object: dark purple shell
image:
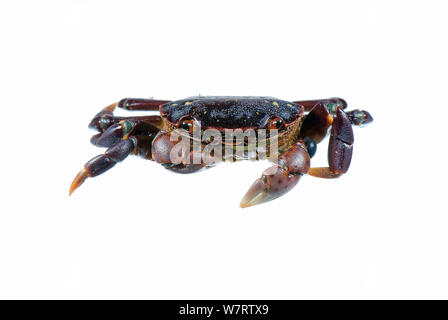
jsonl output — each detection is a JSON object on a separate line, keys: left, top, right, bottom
{"left": 160, "top": 96, "right": 303, "bottom": 129}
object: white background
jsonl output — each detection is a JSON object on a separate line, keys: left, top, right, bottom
{"left": 0, "top": 0, "right": 447, "bottom": 299}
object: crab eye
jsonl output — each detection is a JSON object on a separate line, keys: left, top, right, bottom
{"left": 268, "top": 117, "right": 285, "bottom": 130}
{"left": 179, "top": 118, "right": 195, "bottom": 133}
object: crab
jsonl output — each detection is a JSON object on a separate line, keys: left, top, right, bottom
{"left": 70, "top": 96, "right": 372, "bottom": 207}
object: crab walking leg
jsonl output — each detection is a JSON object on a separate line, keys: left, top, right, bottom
{"left": 308, "top": 107, "right": 354, "bottom": 178}
{"left": 117, "top": 98, "right": 171, "bottom": 111}
{"left": 298, "top": 97, "right": 373, "bottom": 179}
{"left": 89, "top": 102, "right": 163, "bottom": 133}
{"left": 90, "top": 119, "right": 160, "bottom": 148}
{"left": 131, "top": 135, "right": 156, "bottom": 160}
{"left": 299, "top": 102, "right": 333, "bottom": 144}
{"left": 70, "top": 138, "right": 135, "bottom": 195}
{"left": 89, "top": 115, "right": 163, "bottom": 134}
{"left": 240, "top": 142, "right": 311, "bottom": 208}
{"left": 298, "top": 99, "right": 373, "bottom": 143}
{"left": 69, "top": 135, "right": 155, "bottom": 195}
{"left": 346, "top": 109, "right": 374, "bottom": 126}
{"left": 293, "top": 97, "right": 347, "bottom": 112}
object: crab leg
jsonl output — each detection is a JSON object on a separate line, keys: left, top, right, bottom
{"left": 88, "top": 101, "right": 164, "bottom": 133}
{"left": 307, "top": 107, "right": 353, "bottom": 178}
{"left": 293, "top": 97, "right": 347, "bottom": 112}
{"left": 90, "top": 119, "right": 159, "bottom": 148}
{"left": 299, "top": 102, "right": 333, "bottom": 144}
{"left": 69, "top": 134, "right": 156, "bottom": 195}
{"left": 70, "top": 119, "right": 159, "bottom": 195}
{"left": 117, "top": 98, "right": 171, "bottom": 111}
{"left": 240, "top": 141, "right": 310, "bottom": 208}
{"left": 69, "top": 138, "right": 137, "bottom": 195}
{"left": 346, "top": 109, "right": 374, "bottom": 126}
{"left": 305, "top": 105, "right": 373, "bottom": 179}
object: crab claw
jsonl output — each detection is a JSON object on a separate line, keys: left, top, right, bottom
{"left": 240, "top": 166, "right": 300, "bottom": 208}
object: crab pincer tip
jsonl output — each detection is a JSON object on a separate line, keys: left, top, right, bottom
{"left": 69, "top": 168, "right": 88, "bottom": 196}
{"left": 239, "top": 178, "right": 267, "bottom": 208}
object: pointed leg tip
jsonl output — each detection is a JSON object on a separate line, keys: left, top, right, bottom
{"left": 104, "top": 102, "right": 118, "bottom": 112}
{"left": 69, "top": 169, "right": 88, "bottom": 196}
{"left": 362, "top": 110, "right": 373, "bottom": 125}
